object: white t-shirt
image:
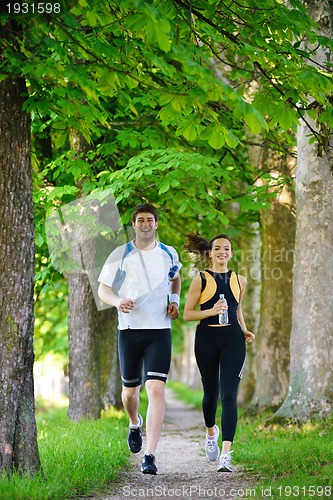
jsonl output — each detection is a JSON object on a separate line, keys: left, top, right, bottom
{"left": 98, "top": 240, "right": 181, "bottom": 330}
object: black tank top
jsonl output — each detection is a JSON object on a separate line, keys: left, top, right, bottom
{"left": 199, "top": 270, "right": 241, "bottom": 326}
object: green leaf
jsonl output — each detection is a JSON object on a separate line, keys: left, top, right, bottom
{"left": 98, "top": 71, "right": 120, "bottom": 96}
{"left": 158, "top": 179, "right": 171, "bottom": 194}
{"left": 155, "top": 29, "right": 171, "bottom": 53}
{"left": 225, "top": 129, "right": 239, "bottom": 149}
{"left": 206, "top": 209, "right": 216, "bottom": 221}
{"left": 306, "top": 109, "right": 317, "bottom": 121}
{"left": 53, "top": 133, "right": 67, "bottom": 149}
{"left": 170, "top": 96, "right": 187, "bottom": 112}
{"left": 200, "top": 123, "right": 214, "bottom": 141}
{"left": 244, "top": 113, "right": 263, "bottom": 135}
{"left": 317, "top": 109, "right": 333, "bottom": 127}
{"left": 159, "top": 103, "right": 178, "bottom": 123}
{"left": 176, "top": 122, "right": 197, "bottom": 141}
{"left": 218, "top": 212, "right": 229, "bottom": 224}
{"left": 208, "top": 125, "right": 225, "bottom": 149}
{"left": 178, "top": 200, "right": 190, "bottom": 214}
{"left": 35, "top": 233, "right": 45, "bottom": 248}
{"left": 279, "top": 108, "right": 297, "bottom": 130}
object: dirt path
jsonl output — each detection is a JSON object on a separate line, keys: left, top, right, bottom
{"left": 89, "top": 388, "right": 265, "bottom": 500}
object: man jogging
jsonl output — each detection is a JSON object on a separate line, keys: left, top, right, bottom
{"left": 98, "top": 203, "right": 181, "bottom": 475}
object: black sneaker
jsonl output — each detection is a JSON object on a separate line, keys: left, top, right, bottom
{"left": 128, "top": 414, "right": 143, "bottom": 453}
{"left": 140, "top": 454, "right": 157, "bottom": 475}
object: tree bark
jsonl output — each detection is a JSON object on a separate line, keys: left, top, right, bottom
{"left": 276, "top": 0, "right": 333, "bottom": 420}
{"left": 64, "top": 131, "right": 123, "bottom": 416}
{"left": 96, "top": 307, "right": 122, "bottom": 410}
{"left": 250, "top": 148, "right": 296, "bottom": 410}
{"left": 174, "top": 326, "right": 201, "bottom": 389}
{"left": 252, "top": 196, "right": 295, "bottom": 409}
{"left": 276, "top": 135, "right": 333, "bottom": 418}
{"left": 0, "top": 77, "right": 40, "bottom": 474}
{"left": 67, "top": 266, "right": 102, "bottom": 420}
{"left": 237, "top": 223, "right": 261, "bottom": 405}
{"left": 67, "top": 131, "right": 102, "bottom": 420}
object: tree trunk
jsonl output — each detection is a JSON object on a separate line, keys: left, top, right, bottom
{"left": 67, "top": 266, "right": 102, "bottom": 420}
{"left": 96, "top": 308, "right": 122, "bottom": 410}
{"left": 276, "top": 134, "right": 333, "bottom": 418}
{"left": 176, "top": 326, "right": 201, "bottom": 389}
{"left": 276, "top": 0, "right": 333, "bottom": 421}
{"left": 0, "top": 77, "right": 40, "bottom": 474}
{"left": 251, "top": 196, "right": 295, "bottom": 409}
{"left": 67, "top": 131, "right": 101, "bottom": 420}
{"left": 250, "top": 148, "right": 296, "bottom": 409}
{"left": 237, "top": 223, "right": 261, "bottom": 405}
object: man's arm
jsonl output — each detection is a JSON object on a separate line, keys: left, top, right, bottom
{"left": 168, "top": 275, "right": 181, "bottom": 320}
{"left": 98, "top": 283, "right": 134, "bottom": 313}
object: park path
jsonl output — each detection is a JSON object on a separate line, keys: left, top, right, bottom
{"left": 88, "top": 388, "right": 266, "bottom": 500}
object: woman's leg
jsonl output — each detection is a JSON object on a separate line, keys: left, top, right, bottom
{"left": 195, "top": 327, "right": 220, "bottom": 429}
{"left": 219, "top": 327, "right": 246, "bottom": 446}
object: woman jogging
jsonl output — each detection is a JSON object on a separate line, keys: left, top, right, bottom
{"left": 183, "top": 232, "right": 254, "bottom": 472}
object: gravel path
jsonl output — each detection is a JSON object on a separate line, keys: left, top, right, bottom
{"left": 88, "top": 388, "right": 264, "bottom": 500}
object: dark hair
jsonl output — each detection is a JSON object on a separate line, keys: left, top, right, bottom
{"left": 210, "top": 233, "right": 234, "bottom": 253}
{"left": 131, "top": 203, "right": 158, "bottom": 223}
{"left": 183, "top": 231, "right": 233, "bottom": 267}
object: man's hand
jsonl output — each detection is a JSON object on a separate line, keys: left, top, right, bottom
{"left": 118, "top": 298, "right": 135, "bottom": 313}
{"left": 168, "top": 303, "right": 179, "bottom": 320}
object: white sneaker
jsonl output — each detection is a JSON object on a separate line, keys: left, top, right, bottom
{"left": 205, "top": 425, "right": 220, "bottom": 461}
{"left": 217, "top": 451, "right": 233, "bottom": 472}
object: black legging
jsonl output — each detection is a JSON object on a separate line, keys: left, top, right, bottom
{"left": 194, "top": 323, "right": 246, "bottom": 442}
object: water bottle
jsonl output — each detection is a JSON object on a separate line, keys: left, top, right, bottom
{"left": 219, "top": 294, "right": 229, "bottom": 324}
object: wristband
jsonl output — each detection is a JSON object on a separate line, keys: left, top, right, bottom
{"left": 170, "top": 294, "right": 180, "bottom": 307}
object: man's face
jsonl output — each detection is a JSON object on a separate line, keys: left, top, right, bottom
{"left": 132, "top": 212, "right": 158, "bottom": 242}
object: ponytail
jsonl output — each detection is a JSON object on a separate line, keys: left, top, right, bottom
{"left": 183, "top": 232, "right": 211, "bottom": 268}
{"left": 184, "top": 231, "right": 234, "bottom": 268}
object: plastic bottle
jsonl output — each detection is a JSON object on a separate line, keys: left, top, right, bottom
{"left": 219, "top": 294, "right": 229, "bottom": 324}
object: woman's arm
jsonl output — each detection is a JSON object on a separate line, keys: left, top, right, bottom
{"left": 237, "top": 275, "right": 255, "bottom": 343}
{"left": 183, "top": 274, "right": 225, "bottom": 321}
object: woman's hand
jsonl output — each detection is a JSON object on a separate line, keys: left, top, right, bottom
{"left": 211, "top": 298, "right": 228, "bottom": 317}
{"left": 243, "top": 330, "right": 255, "bottom": 343}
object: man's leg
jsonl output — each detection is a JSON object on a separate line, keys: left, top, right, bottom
{"left": 118, "top": 329, "right": 143, "bottom": 428}
{"left": 144, "top": 379, "right": 165, "bottom": 456}
{"left": 122, "top": 385, "right": 143, "bottom": 454}
{"left": 140, "top": 328, "right": 171, "bottom": 474}
{"left": 121, "top": 385, "right": 141, "bottom": 425}
{"left": 118, "top": 329, "right": 144, "bottom": 455}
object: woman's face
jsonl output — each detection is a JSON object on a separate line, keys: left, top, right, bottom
{"left": 209, "top": 238, "right": 233, "bottom": 265}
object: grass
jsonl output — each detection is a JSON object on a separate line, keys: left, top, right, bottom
{"left": 0, "top": 391, "right": 150, "bottom": 500}
{"left": 2, "top": 384, "right": 332, "bottom": 499}
{"left": 0, "top": 403, "right": 130, "bottom": 500}
{"left": 169, "top": 381, "right": 333, "bottom": 499}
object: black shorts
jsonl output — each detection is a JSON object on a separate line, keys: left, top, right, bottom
{"left": 118, "top": 328, "right": 172, "bottom": 387}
